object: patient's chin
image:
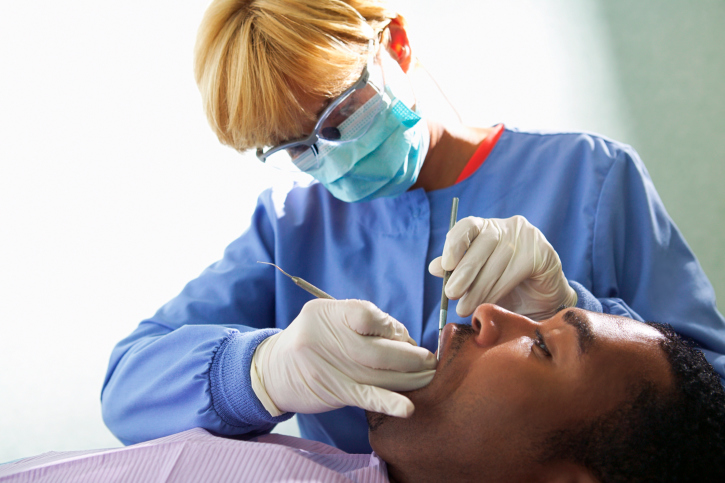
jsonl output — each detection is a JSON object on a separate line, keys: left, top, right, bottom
{"left": 365, "top": 411, "right": 389, "bottom": 432}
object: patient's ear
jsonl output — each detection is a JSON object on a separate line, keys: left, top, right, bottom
{"left": 537, "top": 461, "right": 600, "bottom": 483}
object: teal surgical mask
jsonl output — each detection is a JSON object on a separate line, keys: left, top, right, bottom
{"left": 301, "top": 85, "right": 429, "bottom": 203}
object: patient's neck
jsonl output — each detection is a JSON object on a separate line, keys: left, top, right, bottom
{"left": 386, "top": 459, "right": 599, "bottom": 483}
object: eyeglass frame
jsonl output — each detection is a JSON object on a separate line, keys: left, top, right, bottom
{"left": 255, "top": 45, "right": 379, "bottom": 164}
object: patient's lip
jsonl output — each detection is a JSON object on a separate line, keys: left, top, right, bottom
{"left": 437, "top": 323, "right": 461, "bottom": 360}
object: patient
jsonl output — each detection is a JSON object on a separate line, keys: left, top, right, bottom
{"left": 369, "top": 304, "right": 725, "bottom": 482}
{"left": 3, "top": 305, "right": 724, "bottom": 482}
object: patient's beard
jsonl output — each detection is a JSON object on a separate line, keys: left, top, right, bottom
{"left": 443, "top": 323, "right": 476, "bottom": 365}
{"left": 366, "top": 411, "right": 388, "bottom": 432}
{"left": 366, "top": 323, "right": 477, "bottom": 432}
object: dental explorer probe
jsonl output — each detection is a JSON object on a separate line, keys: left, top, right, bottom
{"left": 257, "top": 261, "right": 336, "bottom": 300}
{"left": 437, "top": 197, "right": 459, "bottom": 360}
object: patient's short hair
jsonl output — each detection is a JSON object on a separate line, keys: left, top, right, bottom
{"left": 193, "top": 0, "right": 394, "bottom": 151}
{"left": 539, "top": 322, "right": 725, "bottom": 483}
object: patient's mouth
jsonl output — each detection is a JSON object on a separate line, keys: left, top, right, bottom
{"left": 439, "top": 323, "right": 476, "bottom": 365}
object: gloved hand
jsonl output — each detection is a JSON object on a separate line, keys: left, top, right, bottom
{"left": 250, "top": 299, "right": 436, "bottom": 419}
{"left": 429, "top": 215, "right": 577, "bottom": 320}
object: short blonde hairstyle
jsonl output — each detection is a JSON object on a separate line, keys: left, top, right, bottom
{"left": 194, "top": 0, "right": 395, "bottom": 151}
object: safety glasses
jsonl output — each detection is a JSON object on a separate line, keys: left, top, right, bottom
{"left": 256, "top": 43, "right": 387, "bottom": 171}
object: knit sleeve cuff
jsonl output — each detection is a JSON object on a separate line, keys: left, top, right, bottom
{"left": 209, "top": 329, "right": 294, "bottom": 430}
{"left": 569, "top": 280, "right": 603, "bottom": 313}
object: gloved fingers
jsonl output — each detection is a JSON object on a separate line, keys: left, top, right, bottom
{"left": 497, "top": 271, "right": 577, "bottom": 321}
{"left": 457, "top": 273, "right": 521, "bottom": 317}
{"left": 445, "top": 221, "right": 503, "bottom": 300}
{"left": 348, "top": 337, "right": 437, "bottom": 372}
{"left": 454, "top": 241, "right": 522, "bottom": 316}
{"left": 346, "top": 384, "right": 416, "bottom": 418}
{"left": 355, "top": 368, "right": 436, "bottom": 392}
{"left": 563, "top": 283, "right": 578, "bottom": 308}
{"left": 482, "top": 236, "right": 557, "bottom": 309}
{"left": 456, "top": 291, "right": 480, "bottom": 317}
{"left": 428, "top": 256, "right": 444, "bottom": 278}
{"left": 337, "top": 299, "right": 416, "bottom": 344}
{"left": 297, "top": 363, "right": 429, "bottom": 414}
{"left": 440, "top": 217, "right": 486, "bottom": 271}
{"left": 286, "top": 362, "right": 419, "bottom": 417}
{"left": 324, "top": 356, "right": 435, "bottom": 392}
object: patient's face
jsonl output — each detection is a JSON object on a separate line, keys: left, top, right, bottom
{"left": 368, "top": 305, "right": 671, "bottom": 483}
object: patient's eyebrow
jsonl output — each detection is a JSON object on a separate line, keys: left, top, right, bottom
{"left": 563, "top": 310, "right": 595, "bottom": 355}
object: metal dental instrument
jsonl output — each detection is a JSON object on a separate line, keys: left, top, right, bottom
{"left": 257, "top": 261, "right": 336, "bottom": 300}
{"left": 437, "top": 197, "right": 459, "bottom": 360}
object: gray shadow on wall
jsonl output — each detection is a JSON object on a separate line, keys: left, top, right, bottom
{"left": 596, "top": 0, "right": 725, "bottom": 304}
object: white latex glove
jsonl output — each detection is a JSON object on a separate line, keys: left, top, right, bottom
{"left": 429, "top": 215, "right": 577, "bottom": 320}
{"left": 250, "top": 299, "right": 436, "bottom": 419}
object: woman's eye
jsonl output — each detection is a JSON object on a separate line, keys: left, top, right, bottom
{"left": 338, "top": 103, "right": 355, "bottom": 118}
{"left": 533, "top": 329, "right": 551, "bottom": 357}
{"left": 286, "top": 144, "right": 309, "bottom": 159}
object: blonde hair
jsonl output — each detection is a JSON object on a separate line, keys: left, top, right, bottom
{"left": 194, "top": 0, "right": 395, "bottom": 151}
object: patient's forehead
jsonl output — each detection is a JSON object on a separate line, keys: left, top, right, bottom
{"left": 579, "top": 311, "right": 671, "bottom": 392}
{"left": 593, "top": 311, "right": 664, "bottom": 341}
{"left": 587, "top": 312, "right": 667, "bottom": 359}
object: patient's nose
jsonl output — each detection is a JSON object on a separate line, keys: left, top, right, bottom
{"left": 471, "top": 303, "right": 536, "bottom": 347}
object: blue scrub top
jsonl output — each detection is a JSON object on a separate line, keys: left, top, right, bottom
{"left": 102, "top": 127, "right": 725, "bottom": 453}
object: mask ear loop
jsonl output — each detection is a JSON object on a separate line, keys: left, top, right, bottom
{"left": 413, "top": 58, "right": 463, "bottom": 123}
{"left": 367, "top": 36, "right": 387, "bottom": 93}
{"left": 384, "top": 18, "right": 462, "bottom": 123}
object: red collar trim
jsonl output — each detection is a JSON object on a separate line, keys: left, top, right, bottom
{"left": 455, "top": 123, "right": 505, "bottom": 184}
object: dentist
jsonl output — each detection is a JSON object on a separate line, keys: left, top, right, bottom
{"left": 102, "top": 0, "right": 725, "bottom": 454}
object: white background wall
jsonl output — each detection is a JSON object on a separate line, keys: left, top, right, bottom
{"left": 1, "top": 0, "right": 723, "bottom": 462}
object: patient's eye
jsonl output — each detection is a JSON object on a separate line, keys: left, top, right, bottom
{"left": 533, "top": 329, "right": 551, "bottom": 357}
